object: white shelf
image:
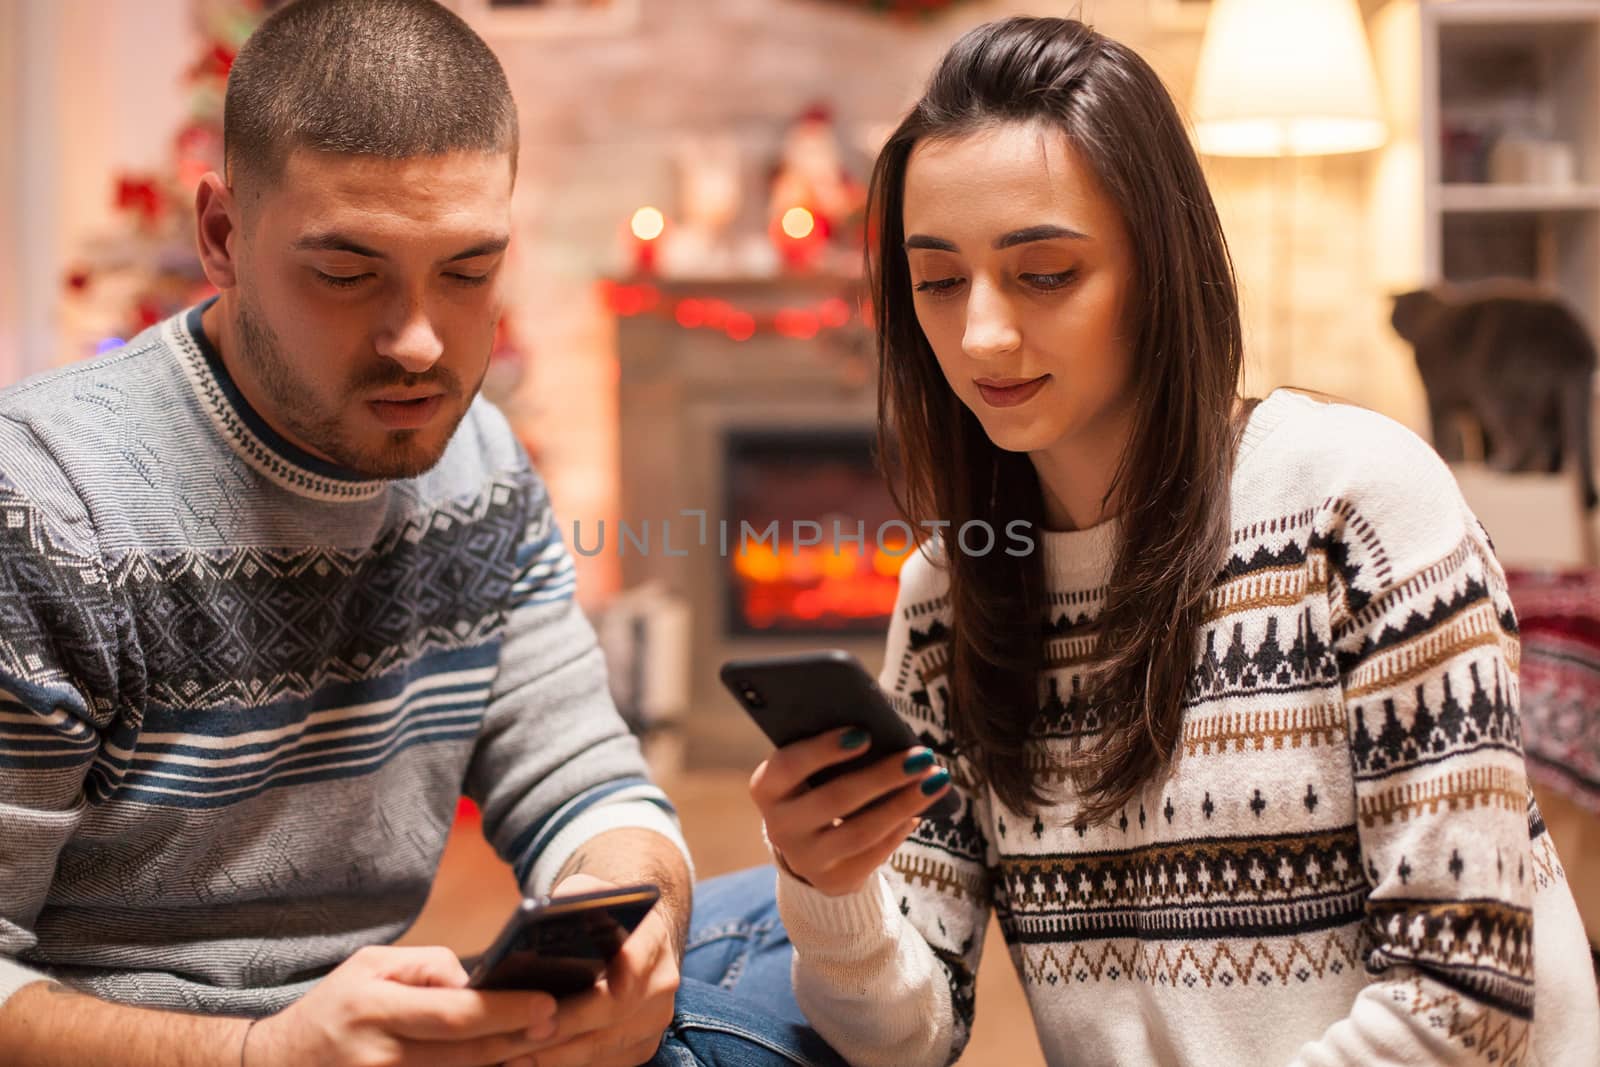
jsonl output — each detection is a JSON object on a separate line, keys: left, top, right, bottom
{"left": 1428, "top": 1, "right": 1600, "bottom": 26}
{"left": 1439, "top": 183, "right": 1600, "bottom": 212}
{"left": 1417, "top": 0, "right": 1600, "bottom": 334}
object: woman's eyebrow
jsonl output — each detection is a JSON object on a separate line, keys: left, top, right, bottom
{"left": 903, "top": 224, "right": 1091, "bottom": 253}
{"left": 995, "top": 224, "right": 1089, "bottom": 249}
{"left": 904, "top": 234, "right": 958, "bottom": 252}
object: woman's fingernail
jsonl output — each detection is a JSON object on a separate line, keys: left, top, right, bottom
{"left": 903, "top": 749, "right": 935, "bottom": 774}
{"left": 840, "top": 728, "right": 870, "bottom": 750}
{"left": 921, "top": 769, "right": 951, "bottom": 796}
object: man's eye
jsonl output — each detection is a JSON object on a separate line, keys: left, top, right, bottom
{"left": 315, "top": 271, "right": 371, "bottom": 289}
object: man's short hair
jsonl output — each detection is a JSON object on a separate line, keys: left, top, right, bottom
{"left": 224, "top": 0, "right": 518, "bottom": 192}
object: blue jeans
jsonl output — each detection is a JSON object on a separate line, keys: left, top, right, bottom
{"left": 651, "top": 865, "right": 848, "bottom": 1067}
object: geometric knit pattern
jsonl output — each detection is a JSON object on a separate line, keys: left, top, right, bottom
{"left": 0, "top": 305, "right": 683, "bottom": 1016}
{"left": 781, "top": 391, "right": 1598, "bottom": 1067}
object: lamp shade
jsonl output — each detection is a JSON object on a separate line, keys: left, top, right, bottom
{"left": 1191, "top": 0, "right": 1387, "bottom": 157}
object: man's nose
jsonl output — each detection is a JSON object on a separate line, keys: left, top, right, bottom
{"left": 375, "top": 297, "right": 444, "bottom": 374}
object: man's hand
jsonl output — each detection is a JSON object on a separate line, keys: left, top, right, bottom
{"left": 504, "top": 873, "right": 680, "bottom": 1067}
{"left": 247, "top": 944, "right": 558, "bottom": 1067}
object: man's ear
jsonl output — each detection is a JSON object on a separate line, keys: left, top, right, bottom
{"left": 195, "top": 172, "right": 241, "bottom": 290}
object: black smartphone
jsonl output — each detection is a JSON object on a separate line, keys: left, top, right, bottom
{"left": 719, "top": 649, "right": 960, "bottom": 819}
{"left": 466, "top": 883, "right": 660, "bottom": 995}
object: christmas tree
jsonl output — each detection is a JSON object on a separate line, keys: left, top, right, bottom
{"left": 61, "top": 0, "right": 287, "bottom": 357}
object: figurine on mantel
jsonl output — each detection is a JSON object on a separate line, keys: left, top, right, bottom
{"left": 767, "top": 103, "right": 866, "bottom": 273}
{"left": 656, "top": 135, "right": 779, "bottom": 279}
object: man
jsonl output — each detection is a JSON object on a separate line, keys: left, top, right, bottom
{"left": 0, "top": 2, "right": 839, "bottom": 1065}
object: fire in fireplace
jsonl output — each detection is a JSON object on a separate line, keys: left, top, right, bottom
{"left": 722, "top": 428, "right": 908, "bottom": 636}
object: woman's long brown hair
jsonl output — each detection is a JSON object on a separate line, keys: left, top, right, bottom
{"left": 872, "top": 17, "right": 1244, "bottom": 824}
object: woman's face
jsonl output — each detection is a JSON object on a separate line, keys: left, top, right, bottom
{"left": 901, "top": 120, "right": 1137, "bottom": 461}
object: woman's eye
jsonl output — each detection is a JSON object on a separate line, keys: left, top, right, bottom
{"left": 315, "top": 271, "right": 371, "bottom": 290}
{"left": 447, "top": 272, "right": 492, "bottom": 287}
{"left": 913, "top": 277, "right": 963, "bottom": 296}
{"left": 1023, "top": 270, "right": 1076, "bottom": 291}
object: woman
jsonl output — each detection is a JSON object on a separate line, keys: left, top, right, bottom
{"left": 748, "top": 16, "right": 1599, "bottom": 1067}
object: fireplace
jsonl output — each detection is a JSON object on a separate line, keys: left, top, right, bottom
{"left": 722, "top": 428, "right": 907, "bottom": 637}
{"left": 616, "top": 276, "right": 888, "bottom": 767}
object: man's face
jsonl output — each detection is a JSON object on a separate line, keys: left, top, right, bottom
{"left": 228, "top": 149, "right": 513, "bottom": 479}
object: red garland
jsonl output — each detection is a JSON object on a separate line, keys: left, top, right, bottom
{"left": 599, "top": 281, "right": 861, "bottom": 342}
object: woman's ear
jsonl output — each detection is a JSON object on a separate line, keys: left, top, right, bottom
{"left": 194, "top": 172, "right": 240, "bottom": 290}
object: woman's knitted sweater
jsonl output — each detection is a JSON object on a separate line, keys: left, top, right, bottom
{"left": 777, "top": 391, "right": 1599, "bottom": 1066}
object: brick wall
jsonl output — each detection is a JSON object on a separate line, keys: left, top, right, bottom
{"left": 482, "top": 0, "right": 1426, "bottom": 602}
{"left": 11, "top": 2, "right": 1424, "bottom": 586}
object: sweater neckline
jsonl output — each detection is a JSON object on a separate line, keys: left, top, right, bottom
{"left": 169, "top": 300, "right": 387, "bottom": 503}
{"left": 1035, "top": 390, "right": 1297, "bottom": 588}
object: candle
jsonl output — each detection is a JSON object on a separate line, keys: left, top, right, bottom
{"left": 629, "top": 206, "right": 666, "bottom": 274}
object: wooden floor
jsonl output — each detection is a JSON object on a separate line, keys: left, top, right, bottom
{"left": 403, "top": 773, "right": 1600, "bottom": 1066}
{"left": 401, "top": 769, "right": 1048, "bottom": 1066}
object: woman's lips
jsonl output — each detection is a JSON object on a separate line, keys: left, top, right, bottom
{"left": 368, "top": 394, "right": 444, "bottom": 429}
{"left": 975, "top": 375, "right": 1049, "bottom": 408}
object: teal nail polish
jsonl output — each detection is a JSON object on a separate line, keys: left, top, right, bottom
{"left": 840, "top": 728, "right": 870, "bottom": 750}
{"left": 903, "top": 750, "right": 935, "bottom": 774}
{"left": 921, "top": 769, "right": 951, "bottom": 795}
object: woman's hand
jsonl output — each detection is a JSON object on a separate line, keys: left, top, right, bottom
{"left": 750, "top": 727, "right": 952, "bottom": 896}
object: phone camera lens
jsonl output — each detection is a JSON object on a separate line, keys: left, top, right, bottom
{"left": 740, "top": 685, "right": 765, "bottom": 709}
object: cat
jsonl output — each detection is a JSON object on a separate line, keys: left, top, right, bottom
{"left": 1390, "top": 284, "right": 1597, "bottom": 510}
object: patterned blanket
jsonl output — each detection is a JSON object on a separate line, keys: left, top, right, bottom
{"left": 1507, "top": 567, "right": 1600, "bottom": 814}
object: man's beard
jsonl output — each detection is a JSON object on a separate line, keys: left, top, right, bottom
{"left": 236, "top": 300, "right": 473, "bottom": 480}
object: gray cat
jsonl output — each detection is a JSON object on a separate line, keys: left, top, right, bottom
{"left": 1390, "top": 285, "right": 1597, "bottom": 510}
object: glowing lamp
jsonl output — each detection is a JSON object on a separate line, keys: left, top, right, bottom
{"left": 1191, "top": 0, "right": 1386, "bottom": 157}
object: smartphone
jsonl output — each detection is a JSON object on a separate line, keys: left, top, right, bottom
{"left": 719, "top": 649, "right": 960, "bottom": 819}
{"left": 466, "top": 883, "right": 660, "bottom": 995}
